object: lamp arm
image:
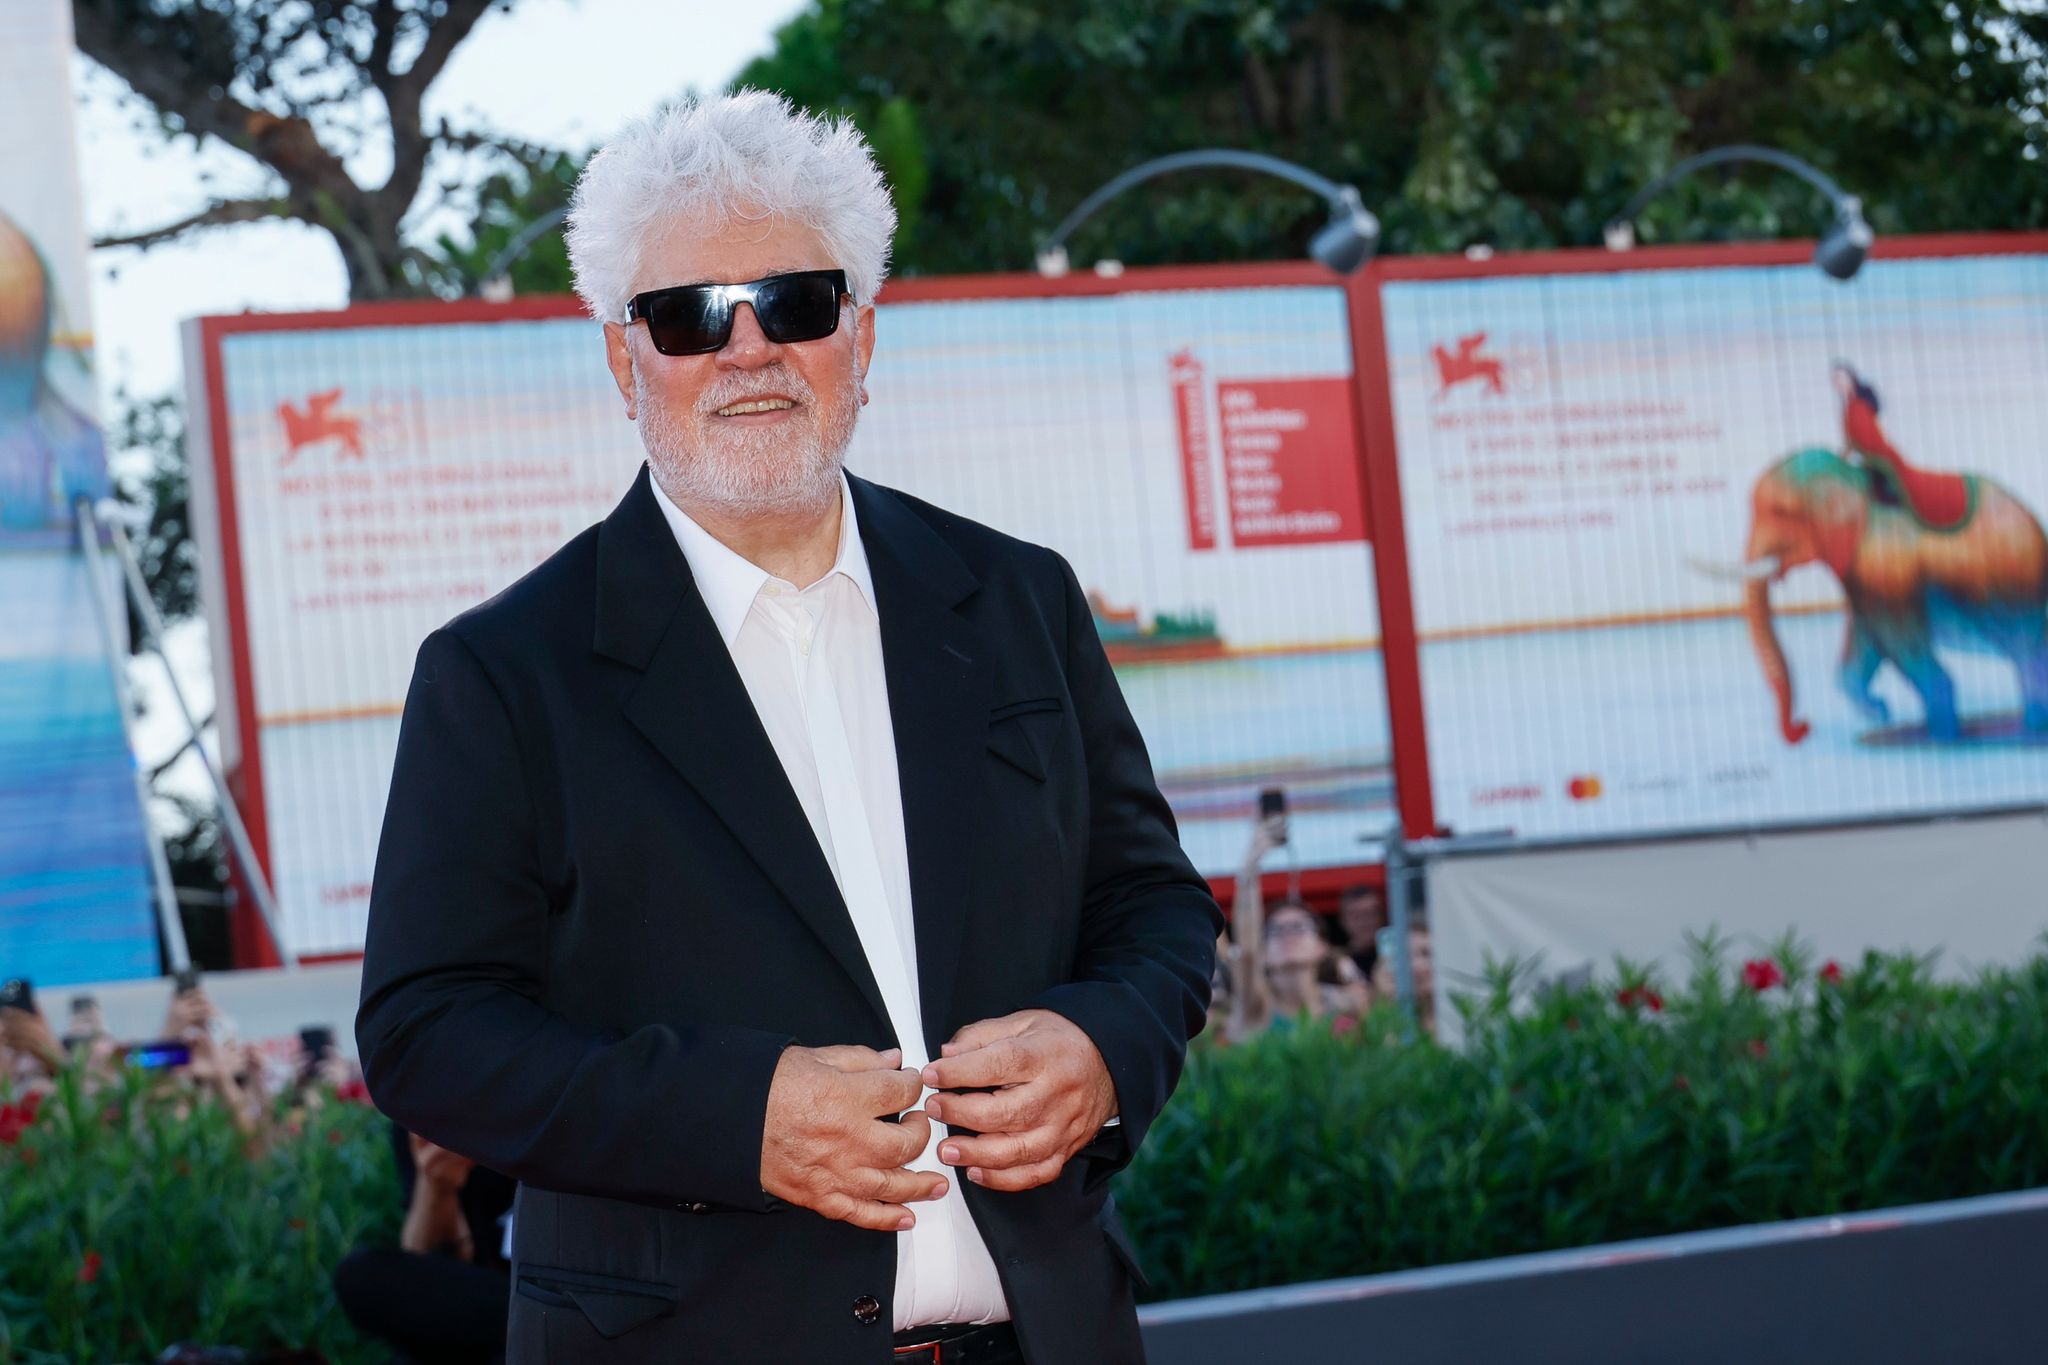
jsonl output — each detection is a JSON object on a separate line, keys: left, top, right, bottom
{"left": 1607, "top": 144, "right": 1858, "bottom": 238}
{"left": 1040, "top": 149, "right": 1354, "bottom": 257}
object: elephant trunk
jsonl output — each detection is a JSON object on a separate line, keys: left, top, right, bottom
{"left": 1745, "top": 574, "right": 1810, "bottom": 744}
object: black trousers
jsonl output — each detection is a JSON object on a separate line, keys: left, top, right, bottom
{"left": 334, "top": 1246, "right": 508, "bottom": 1365}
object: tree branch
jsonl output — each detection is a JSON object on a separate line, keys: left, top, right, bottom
{"left": 93, "top": 198, "right": 290, "bottom": 251}
{"left": 377, "top": 0, "right": 497, "bottom": 228}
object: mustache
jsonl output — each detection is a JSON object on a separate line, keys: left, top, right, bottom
{"left": 697, "top": 369, "right": 816, "bottom": 416}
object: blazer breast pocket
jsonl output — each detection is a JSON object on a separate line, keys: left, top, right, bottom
{"left": 987, "top": 696, "right": 1063, "bottom": 782}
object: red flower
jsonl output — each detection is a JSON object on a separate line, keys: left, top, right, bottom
{"left": 77, "top": 1250, "right": 101, "bottom": 1285}
{"left": 1747, "top": 1038, "right": 1769, "bottom": 1058}
{"left": 1328, "top": 1014, "right": 1359, "bottom": 1038}
{"left": 1819, "top": 960, "right": 1844, "bottom": 985}
{"left": 1617, "top": 986, "right": 1665, "bottom": 1013}
{"left": 19, "top": 1092, "right": 41, "bottom": 1120}
{"left": 1672, "top": 1072, "right": 1692, "bottom": 1093}
{"left": 336, "top": 1077, "right": 372, "bottom": 1105}
{"left": 1742, "top": 959, "right": 1785, "bottom": 992}
{"left": 0, "top": 1107, "right": 21, "bottom": 1146}
{"left": 327, "top": 1128, "right": 345, "bottom": 1146}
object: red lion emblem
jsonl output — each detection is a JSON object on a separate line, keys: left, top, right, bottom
{"left": 1432, "top": 332, "right": 1506, "bottom": 397}
{"left": 278, "top": 389, "right": 365, "bottom": 462}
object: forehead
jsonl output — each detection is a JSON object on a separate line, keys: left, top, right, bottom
{"left": 633, "top": 209, "right": 836, "bottom": 293}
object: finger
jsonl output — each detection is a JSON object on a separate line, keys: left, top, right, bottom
{"left": 891, "top": 1110, "right": 932, "bottom": 1158}
{"left": 817, "top": 1192, "right": 922, "bottom": 1233}
{"left": 938, "top": 1013, "right": 1032, "bottom": 1059}
{"left": 921, "top": 1038, "right": 1035, "bottom": 1092}
{"left": 965, "top": 1155, "right": 1067, "bottom": 1192}
{"left": 853, "top": 1066, "right": 925, "bottom": 1116}
{"left": 810, "top": 1045, "right": 902, "bottom": 1073}
{"left": 937, "top": 1126, "right": 1060, "bottom": 1173}
{"left": 926, "top": 1082, "right": 1049, "bottom": 1135}
{"left": 856, "top": 1163, "right": 949, "bottom": 1204}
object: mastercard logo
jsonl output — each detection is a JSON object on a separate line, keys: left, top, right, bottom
{"left": 1567, "top": 775, "right": 1603, "bottom": 801}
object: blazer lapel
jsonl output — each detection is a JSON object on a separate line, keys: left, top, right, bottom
{"left": 849, "top": 475, "right": 993, "bottom": 1052}
{"left": 593, "top": 464, "right": 892, "bottom": 1038}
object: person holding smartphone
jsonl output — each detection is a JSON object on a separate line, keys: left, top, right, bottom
{"left": 1220, "top": 794, "right": 1370, "bottom": 1041}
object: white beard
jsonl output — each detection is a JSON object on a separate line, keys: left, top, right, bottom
{"left": 635, "top": 363, "right": 859, "bottom": 520}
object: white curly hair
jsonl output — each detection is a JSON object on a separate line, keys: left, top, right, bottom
{"left": 565, "top": 89, "right": 898, "bottom": 324}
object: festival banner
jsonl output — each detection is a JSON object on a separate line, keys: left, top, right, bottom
{"left": 0, "top": 0, "right": 156, "bottom": 984}
{"left": 1378, "top": 246, "right": 2048, "bottom": 841}
{"left": 192, "top": 273, "right": 1393, "bottom": 957}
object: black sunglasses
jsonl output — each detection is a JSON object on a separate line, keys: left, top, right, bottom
{"left": 625, "top": 269, "right": 850, "bottom": 357}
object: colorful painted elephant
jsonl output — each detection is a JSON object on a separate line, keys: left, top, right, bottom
{"left": 1737, "top": 447, "right": 2048, "bottom": 744}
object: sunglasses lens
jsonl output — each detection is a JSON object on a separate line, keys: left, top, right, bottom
{"left": 644, "top": 289, "right": 729, "bottom": 356}
{"left": 753, "top": 274, "right": 843, "bottom": 345}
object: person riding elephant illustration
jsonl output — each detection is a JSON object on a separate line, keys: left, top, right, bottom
{"left": 1831, "top": 361, "right": 1972, "bottom": 532}
{"left": 1730, "top": 369, "right": 2048, "bottom": 746}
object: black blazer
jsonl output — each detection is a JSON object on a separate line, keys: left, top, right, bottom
{"left": 356, "top": 464, "right": 1220, "bottom": 1363}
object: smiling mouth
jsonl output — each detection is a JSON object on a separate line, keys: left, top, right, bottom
{"left": 714, "top": 398, "right": 798, "bottom": 417}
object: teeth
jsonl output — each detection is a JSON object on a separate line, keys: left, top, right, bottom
{"left": 716, "top": 399, "right": 796, "bottom": 416}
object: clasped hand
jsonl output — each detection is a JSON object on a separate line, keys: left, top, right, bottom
{"left": 759, "top": 1011, "right": 1116, "bottom": 1232}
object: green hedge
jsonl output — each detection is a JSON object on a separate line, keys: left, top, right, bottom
{"left": 1118, "top": 932, "right": 2048, "bottom": 1299}
{"left": 0, "top": 1073, "right": 395, "bottom": 1364}
{"left": 6, "top": 935, "right": 2048, "bottom": 1358}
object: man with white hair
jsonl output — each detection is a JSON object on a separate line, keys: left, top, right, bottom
{"left": 357, "top": 90, "right": 1219, "bottom": 1363}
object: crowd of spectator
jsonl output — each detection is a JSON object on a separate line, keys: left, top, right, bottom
{"left": 1208, "top": 802, "right": 1435, "bottom": 1042}
{"left": 1, "top": 974, "right": 513, "bottom": 1364}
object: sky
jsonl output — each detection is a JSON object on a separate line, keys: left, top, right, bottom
{"left": 68, "top": 0, "right": 809, "bottom": 806}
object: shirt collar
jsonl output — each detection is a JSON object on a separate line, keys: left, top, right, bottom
{"left": 648, "top": 469, "right": 877, "bottom": 648}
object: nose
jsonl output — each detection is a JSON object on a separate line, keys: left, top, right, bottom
{"left": 717, "top": 302, "right": 782, "bottom": 368}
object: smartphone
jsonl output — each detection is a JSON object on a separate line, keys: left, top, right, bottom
{"left": 174, "top": 967, "right": 201, "bottom": 995}
{"left": 0, "top": 977, "right": 32, "bottom": 1014}
{"left": 128, "top": 1039, "right": 193, "bottom": 1070}
{"left": 1258, "top": 787, "right": 1288, "bottom": 843}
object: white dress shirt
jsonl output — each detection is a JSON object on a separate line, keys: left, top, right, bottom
{"left": 650, "top": 470, "right": 1010, "bottom": 1330}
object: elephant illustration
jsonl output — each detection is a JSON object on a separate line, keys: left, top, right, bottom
{"left": 1728, "top": 446, "right": 2048, "bottom": 744}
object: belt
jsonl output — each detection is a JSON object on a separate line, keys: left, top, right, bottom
{"left": 891, "top": 1320, "right": 1022, "bottom": 1364}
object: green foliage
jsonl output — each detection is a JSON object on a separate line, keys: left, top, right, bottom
{"left": 404, "top": 143, "right": 583, "bottom": 299}
{"left": 10, "top": 941, "right": 2048, "bottom": 1353}
{"left": 1116, "top": 934, "right": 2048, "bottom": 1301}
{"left": 0, "top": 1073, "right": 396, "bottom": 1364}
{"left": 738, "top": 0, "right": 2048, "bottom": 277}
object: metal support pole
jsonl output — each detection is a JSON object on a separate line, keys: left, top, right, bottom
{"left": 95, "top": 503, "right": 298, "bottom": 969}
{"left": 1383, "top": 817, "right": 1418, "bottom": 1036}
{"left": 74, "top": 499, "right": 191, "bottom": 973}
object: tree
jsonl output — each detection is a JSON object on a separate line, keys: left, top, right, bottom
{"left": 78, "top": 0, "right": 571, "bottom": 959}
{"left": 737, "top": 0, "right": 2048, "bottom": 279}
{"left": 75, "top": 0, "right": 527, "bottom": 300}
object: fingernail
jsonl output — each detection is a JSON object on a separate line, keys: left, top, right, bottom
{"left": 924, "top": 1099, "right": 942, "bottom": 1120}
{"left": 940, "top": 1143, "right": 960, "bottom": 1163}
{"left": 967, "top": 1168, "right": 984, "bottom": 1185}
{"left": 897, "top": 1213, "right": 915, "bottom": 1230}
{"left": 920, "top": 1067, "right": 939, "bottom": 1086}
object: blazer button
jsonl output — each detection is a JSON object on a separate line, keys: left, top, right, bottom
{"left": 852, "top": 1294, "right": 882, "bottom": 1325}
{"left": 685, "top": 1201, "right": 710, "bottom": 1214}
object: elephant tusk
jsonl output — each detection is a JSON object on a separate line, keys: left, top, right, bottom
{"left": 1686, "top": 554, "right": 1781, "bottom": 583}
